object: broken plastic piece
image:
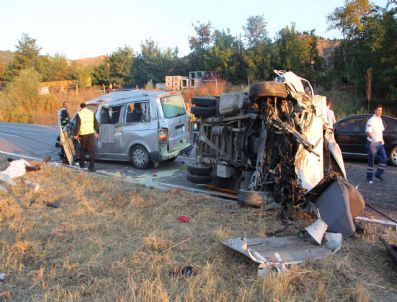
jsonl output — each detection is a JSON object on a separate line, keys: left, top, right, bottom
{"left": 46, "top": 202, "right": 60, "bottom": 208}
{"left": 24, "top": 180, "right": 40, "bottom": 192}
{"left": 305, "top": 218, "right": 328, "bottom": 245}
{"left": 177, "top": 215, "right": 190, "bottom": 223}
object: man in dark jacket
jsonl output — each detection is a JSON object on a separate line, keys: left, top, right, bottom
{"left": 73, "top": 103, "right": 99, "bottom": 171}
{"left": 56, "top": 101, "right": 70, "bottom": 160}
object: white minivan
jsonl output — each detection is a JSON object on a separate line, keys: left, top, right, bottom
{"left": 67, "top": 90, "right": 191, "bottom": 169}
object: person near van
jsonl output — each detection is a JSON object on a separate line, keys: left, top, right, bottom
{"left": 365, "top": 104, "right": 386, "bottom": 184}
{"left": 326, "top": 99, "right": 336, "bottom": 129}
{"left": 73, "top": 103, "right": 99, "bottom": 172}
{"left": 56, "top": 101, "right": 70, "bottom": 160}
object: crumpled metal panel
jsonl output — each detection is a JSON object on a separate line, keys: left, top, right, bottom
{"left": 223, "top": 232, "right": 342, "bottom": 265}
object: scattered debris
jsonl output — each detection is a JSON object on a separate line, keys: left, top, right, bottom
{"left": 171, "top": 265, "right": 197, "bottom": 278}
{"left": 45, "top": 201, "right": 60, "bottom": 208}
{"left": 308, "top": 175, "right": 365, "bottom": 238}
{"left": 26, "top": 164, "right": 41, "bottom": 172}
{"left": 380, "top": 236, "right": 397, "bottom": 264}
{"left": 24, "top": 180, "right": 40, "bottom": 192}
{"left": 0, "top": 159, "right": 30, "bottom": 179}
{"left": 224, "top": 232, "right": 342, "bottom": 276}
{"left": 0, "top": 273, "right": 5, "bottom": 281}
{"left": 42, "top": 155, "right": 52, "bottom": 163}
{"left": 177, "top": 215, "right": 190, "bottom": 223}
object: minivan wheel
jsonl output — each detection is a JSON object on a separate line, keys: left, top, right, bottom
{"left": 130, "top": 145, "right": 150, "bottom": 169}
{"left": 389, "top": 146, "right": 397, "bottom": 167}
{"left": 191, "top": 96, "right": 217, "bottom": 107}
{"left": 191, "top": 106, "right": 217, "bottom": 118}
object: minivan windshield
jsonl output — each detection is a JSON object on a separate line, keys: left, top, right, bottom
{"left": 160, "top": 95, "right": 186, "bottom": 118}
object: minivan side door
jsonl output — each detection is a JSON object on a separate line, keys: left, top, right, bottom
{"left": 96, "top": 105, "right": 125, "bottom": 160}
{"left": 122, "top": 101, "right": 158, "bottom": 158}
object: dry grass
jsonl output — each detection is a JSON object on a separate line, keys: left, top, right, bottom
{"left": 31, "top": 89, "right": 102, "bottom": 125}
{"left": 0, "top": 156, "right": 396, "bottom": 301}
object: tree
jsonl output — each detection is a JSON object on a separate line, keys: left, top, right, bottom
{"left": 188, "top": 21, "right": 213, "bottom": 71}
{"left": 38, "top": 53, "right": 71, "bottom": 81}
{"left": 207, "top": 29, "right": 246, "bottom": 83}
{"left": 243, "top": 15, "right": 268, "bottom": 47}
{"left": 4, "top": 33, "right": 42, "bottom": 82}
{"left": 106, "top": 46, "right": 134, "bottom": 87}
{"left": 274, "top": 25, "right": 319, "bottom": 81}
{"left": 0, "top": 68, "right": 40, "bottom": 122}
{"left": 242, "top": 16, "right": 273, "bottom": 83}
{"left": 132, "top": 39, "right": 182, "bottom": 87}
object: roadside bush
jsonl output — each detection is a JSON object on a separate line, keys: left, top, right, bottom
{"left": 0, "top": 68, "right": 40, "bottom": 123}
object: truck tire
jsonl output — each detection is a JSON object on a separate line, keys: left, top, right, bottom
{"left": 249, "top": 81, "right": 288, "bottom": 101}
{"left": 192, "top": 96, "right": 217, "bottom": 107}
{"left": 191, "top": 106, "right": 217, "bottom": 118}
{"left": 237, "top": 189, "right": 264, "bottom": 207}
{"left": 187, "top": 173, "right": 212, "bottom": 184}
{"left": 187, "top": 164, "right": 212, "bottom": 176}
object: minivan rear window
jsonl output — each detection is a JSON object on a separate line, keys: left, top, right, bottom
{"left": 160, "top": 95, "right": 186, "bottom": 118}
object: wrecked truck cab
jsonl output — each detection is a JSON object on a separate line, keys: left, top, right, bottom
{"left": 187, "top": 71, "right": 347, "bottom": 209}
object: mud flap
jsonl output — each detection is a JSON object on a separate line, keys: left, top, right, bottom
{"left": 308, "top": 176, "right": 365, "bottom": 238}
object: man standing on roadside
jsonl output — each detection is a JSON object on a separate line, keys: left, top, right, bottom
{"left": 73, "top": 103, "right": 99, "bottom": 172}
{"left": 366, "top": 104, "right": 387, "bottom": 184}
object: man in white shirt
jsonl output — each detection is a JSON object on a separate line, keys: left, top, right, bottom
{"left": 365, "top": 104, "right": 387, "bottom": 183}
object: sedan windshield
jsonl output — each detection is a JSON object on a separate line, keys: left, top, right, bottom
{"left": 160, "top": 95, "right": 186, "bottom": 118}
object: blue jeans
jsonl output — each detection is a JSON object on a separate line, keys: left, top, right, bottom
{"left": 366, "top": 141, "right": 387, "bottom": 180}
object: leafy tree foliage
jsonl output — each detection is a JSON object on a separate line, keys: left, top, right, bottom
{"left": 132, "top": 39, "right": 184, "bottom": 87}
{"left": 328, "top": 0, "right": 397, "bottom": 104}
{"left": 4, "top": 33, "right": 41, "bottom": 82}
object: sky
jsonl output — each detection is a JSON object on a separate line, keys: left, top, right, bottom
{"left": 0, "top": 0, "right": 390, "bottom": 59}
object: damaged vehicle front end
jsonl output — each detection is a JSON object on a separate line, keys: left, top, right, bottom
{"left": 187, "top": 71, "right": 365, "bottom": 273}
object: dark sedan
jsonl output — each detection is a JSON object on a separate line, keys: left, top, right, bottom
{"left": 334, "top": 114, "right": 397, "bottom": 166}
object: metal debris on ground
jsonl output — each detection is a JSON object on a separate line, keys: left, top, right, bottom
{"left": 171, "top": 265, "right": 196, "bottom": 278}
{"left": 380, "top": 236, "right": 397, "bottom": 264}
{"left": 45, "top": 201, "right": 60, "bottom": 208}
{"left": 223, "top": 232, "right": 342, "bottom": 277}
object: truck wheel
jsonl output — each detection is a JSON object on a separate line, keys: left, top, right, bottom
{"left": 249, "top": 81, "right": 288, "bottom": 101}
{"left": 191, "top": 106, "right": 216, "bottom": 118}
{"left": 192, "top": 96, "right": 217, "bottom": 107}
{"left": 237, "top": 189, "right": 264, "bottom": 207}
{"left": 130, "top": 145, "right": 150, "bottom": 169}
{"left": 187, "top": 173, "right": 212, "bottom": 184}
{"left": 187, "top": 164, "right": 212, "bottom": 175}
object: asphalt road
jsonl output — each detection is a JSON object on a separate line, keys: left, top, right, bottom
{"left": 1, "top": 121, "right": 396, "bottom": 222}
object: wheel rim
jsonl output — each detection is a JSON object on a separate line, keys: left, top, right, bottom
{"left": 391, "top": 148, "right": 397, "bottom": 165}
{"left": 133, "top": 149, "right": 147, "bottom": 167}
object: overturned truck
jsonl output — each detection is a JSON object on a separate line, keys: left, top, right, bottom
{"left": 188, "top": 70, "right": 364, "bottom": 237}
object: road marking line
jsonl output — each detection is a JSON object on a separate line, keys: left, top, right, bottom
{"left": 0, "top": 132, "right": 20, "bottom": 138}
{"left": 0, "top": 151, "right": 42, "bottom": 161}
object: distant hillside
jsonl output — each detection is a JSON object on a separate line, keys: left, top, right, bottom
{"left": 0, "top": 50, "right": 14, "bottom": 65}
{"left": 70, "top": 55, "right": 105, "bottom": 66}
